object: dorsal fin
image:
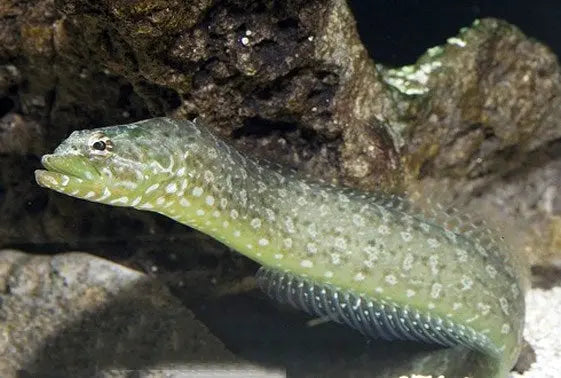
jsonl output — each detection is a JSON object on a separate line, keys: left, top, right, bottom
{"left": 404, "top": 179, "right": 531, "bottom": 290}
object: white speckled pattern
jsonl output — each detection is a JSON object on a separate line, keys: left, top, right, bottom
{"left": 35, "top": 117, "right": 527, "bottom": 377}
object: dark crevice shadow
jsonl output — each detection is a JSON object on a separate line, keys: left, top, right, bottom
{"left": 183, "top": 290, "right": 488, "bottom": 378}
{"left": 531, "top": 265, "right": 561, "bottom": 289}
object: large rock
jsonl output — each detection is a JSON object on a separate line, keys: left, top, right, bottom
{"left": 0, "top": 250, "right": 257, "bottom": 377}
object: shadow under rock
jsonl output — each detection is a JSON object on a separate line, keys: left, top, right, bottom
{"left": 188, "top": 290, "right": 456, "bottom": 378}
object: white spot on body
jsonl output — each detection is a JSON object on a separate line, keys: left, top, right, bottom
{"left": 165, "top": 183, "right": 178, "bottom": 194}
{"left": 456, "top": 248, "right": 468, "bottom": 262}
{"left": 239, "top": 189, "right": 247, "bottom": 207}
{"left": 427, "top": 238, "right": 440, "bottom": 248}
{"left": 180, "top": 198, "right": 191, "bottom": 207}
{"left": 377, "top": 225, "right": 391, "bottom": 235}
{"left": 110, "top": 196, "right": 129, "bottom": 204}
{"left": 501, "top": 323, "right": 511, "bottom": 334}
{"left": 430, "top": 283, "right": 443, "bottom": 299}
{"left": 385, "top": 275, "right": 397, "bottom": 285}
{"left": 338, "top": 193, "right": 349, "bottom": 203}
{"left": 324, "top": 271, "right": 334, "bottom": 278}
{"left": 402, "top": 253, "right": 414, "bottom": 271}
{"left": 274, "top": 253, "right": 283, "bottom": 260}
{"left": 303, "top": 243, "right": 316, "bottom": 255}
{"left": 257, "top": 181, "right": 267, "bottom": 193}
{"left": 461, "top": 275, "right": 473, "bottom": 290}
{"left": 258, "top": 238, "right": 269, "bottom": 246}
{"left": 511, "top": 283, "right": 520, "bottom": 299}
{"left": 97, "top": 188, "right": 112, "bottom": 201}
{"left": 400, "top": 232, "right": 413, "bottom": 242}
{"left": 354, "top": 272, "right": 366, "bottom": 281}
{"left": 285, "top": 217, "right": 295, "bottom": 233}
{"left": 307, "top": 223, "right": 318, "bottom": 238}
{"left": 196, "top": 209, "right": 205, "bottom": 216}
{"left": 220, "top": 198, "right": 228, "bottom": 209}
{"left": 334, "top": 237, "right": 347, "bottom": 250}
{"left": 301, "top": 259, "right": 313, "bottom": 268}
{"left": 206, "top": 196, "right": 215, "bottom": 206}
{"left": 283, "top": 238, "right": 293, "bottom": 249}
{"left": 406, "top": 289, "right": 416, "bottom": 298}
{"left": 192, "top": 187, "right": 203, "bottom": 197}
{"left": 363, "top": 245, "right": 379, "bottom": 261}
{"left": 265, "top": 208, "right": 276, "bottom": 222}
{"left": 251, "top": 218, "right": 262, "bottom": 229}
{"left": 477, "top": 302, "right": 491, "bottom": 316}
{"left": 156, "top": 197, "right": 165, "bottom": 205}
{"left": 204, "top": 170, "right": 214, "bottom": 183}
{"left": 352, "top": 214, "right": 364, "bottom": 226}
{"left": 485, "top": 265, "right": 497, "bottom": 278}
{"left": 499, "top": 297, "right": 509, "bottom": 315}
{"left": 428, "top": 255, "right": 439, "bottom": 275}
{"left": 146, "top": 183, "right": 159, "bottom": 194}
{"left": 444, "top": 230, "right": 457, "bottom": 243}
{"left": 180, "top": 179, "right": 188, "bottom": 191}
{"left": 85, "top": 191, "right": 96, "bottom": 199}
{"left": 330, "top": 253, "right": 341, "bottom": 265}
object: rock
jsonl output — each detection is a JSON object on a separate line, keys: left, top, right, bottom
{"left": 0, "top": 113, "right": 43, "bottom": 155}
{"left": 510, "top": 285, "right": 561, "bottom": 377}
{"left": 0, "top": 250, "right": 254, "bottom": 377}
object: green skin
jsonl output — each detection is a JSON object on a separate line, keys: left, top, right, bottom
{"left": 35, "top": 118, "right": 525, "bottom": 377}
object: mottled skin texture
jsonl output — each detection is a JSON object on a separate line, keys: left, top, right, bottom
{"left": 35, "top": 118, "right": 525, "bottom": 377}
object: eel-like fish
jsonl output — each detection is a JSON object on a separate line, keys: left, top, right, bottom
{"left": 35, "top": 118, "right": 526, "bottom": 377}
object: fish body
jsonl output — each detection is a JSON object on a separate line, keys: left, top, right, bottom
{"left": 35, "top": 118, "right": 525, "bottom": 377}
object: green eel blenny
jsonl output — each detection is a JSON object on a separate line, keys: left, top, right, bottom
{"left": 35, "top": 118, "right": 525, "bottom": 377}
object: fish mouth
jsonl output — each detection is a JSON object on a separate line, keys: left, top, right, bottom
{"left": 35, "top": 154, "right": 102, "bottom": 196}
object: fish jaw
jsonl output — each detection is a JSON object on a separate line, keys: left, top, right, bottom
{"left": 35, "top": 154, "right": 105, "bottom": 201}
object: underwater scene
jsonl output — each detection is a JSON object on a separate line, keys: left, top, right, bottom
{"left": 1, "top": 1, "right": 560, "bottom": 377}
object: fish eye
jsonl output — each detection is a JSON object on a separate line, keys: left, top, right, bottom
{"left": 92, "top": 140, "right": 106, "bottom": 151}
{"left": 88, "top": 132, "right": 113, "bottom": 156}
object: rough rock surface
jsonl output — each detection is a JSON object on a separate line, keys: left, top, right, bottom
{"left": 0, "top": 249, "right": 249, "bottom": 377}
{"left": 511, "top": 285, "right": 561, "bottom": 378}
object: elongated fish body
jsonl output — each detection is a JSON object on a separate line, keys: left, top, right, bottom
{"left": 35, "top": 118, "right": 525, "bottom": 377}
